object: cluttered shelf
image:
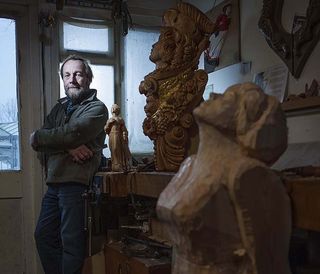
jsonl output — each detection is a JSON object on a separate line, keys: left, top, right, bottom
{"left": 89, "top": 169, "right": 320, "bottom": 274}
{"left": 282, "top": 96, "right": 320, "bottom": 112}
{"left": 281, "top": 78, "right": 320, "bottom": 116}
{"left": 95, "top": 169, "right": 320, "bottom": 233}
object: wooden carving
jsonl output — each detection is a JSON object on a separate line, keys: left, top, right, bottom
{"left": 104, "top": 104, "right": 131, "bottom": 172}
{"left": 157, "top": 83, "right": 292, "bottom": 274}
{"left": 139, "top": 3, "right": 216, "bottom": 172}
{"left": 258, "top": 0, "right": 320, "bottom": 78}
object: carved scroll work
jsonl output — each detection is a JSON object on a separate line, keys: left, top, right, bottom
{"left": 139, "top": 3, "right": 216, "bottom": 172}
{"left": 258, "top": 0, "right": 320, "bottom": 78}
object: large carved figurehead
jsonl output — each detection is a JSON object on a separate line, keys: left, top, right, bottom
{"left": 139, "top": 3, "right": 216, "bottom": 171}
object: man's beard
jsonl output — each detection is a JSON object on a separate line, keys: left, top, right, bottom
{"left": 65, "top": 87, "right": 89, "bottom": 104}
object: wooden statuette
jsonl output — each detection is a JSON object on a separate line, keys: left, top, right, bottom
{"left": 104, "top": 104, "right": 131, "bottom": 172}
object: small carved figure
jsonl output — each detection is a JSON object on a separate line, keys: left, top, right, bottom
{"left": 157, "top": 83, "right": 291, "bottom": 274}
{"left": 104, "top": 104, "right": 131, "bottom": 172}
{"left": 285, "top": 79, "right": 319, "bottom": 101}
{"left": 139, "top": 3, "right": 216, "bottom": 171}
{"left": 305, "top": 79, "right": 319, "bottom": 97}
{"left": 205, "top": 3, "right": 232, "bottom": 69}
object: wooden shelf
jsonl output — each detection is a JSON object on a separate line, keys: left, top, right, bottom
{"left": 282, "top": 96, "right": 320, "bottom": 112}
{"left": 95, "top": 171, "right": 174, "bottom": 198}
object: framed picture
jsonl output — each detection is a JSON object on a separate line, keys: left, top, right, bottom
{"left": 204, "top": 0, "right": 240, "bottom": 73}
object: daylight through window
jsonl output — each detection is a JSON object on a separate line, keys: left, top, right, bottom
{"left": 0, "top": 18, "right": 20, "bottom": 171}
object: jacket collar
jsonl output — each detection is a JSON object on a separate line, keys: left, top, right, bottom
{"left": 58, "top": 89, "right": 97, "bottom": 105}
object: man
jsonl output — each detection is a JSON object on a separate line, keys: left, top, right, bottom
{"left": 31, "top": 55, "right": 108, "bottom": 274}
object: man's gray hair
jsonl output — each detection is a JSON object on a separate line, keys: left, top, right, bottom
{"left": 60, "top": 55, "right": 93, "bottom": 83}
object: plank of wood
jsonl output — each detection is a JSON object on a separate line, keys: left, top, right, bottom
{"left": 282, "top": 96, "right": 320, "bottom": 111}
{"left": 96, "top": 172, "right": 174, "bottom": 198}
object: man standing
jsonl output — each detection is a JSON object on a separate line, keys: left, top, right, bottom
{"left": 31, "top": 55, "right": 108, "bottom": 274}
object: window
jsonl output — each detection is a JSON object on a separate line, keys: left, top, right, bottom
{"left": 123, "top": 29, "right": 159, "bottom": 154}
{"left": 0, "top": 18, "right": 20, "bottom": 170}
{"left": 59, "top": 18, "right": 115, "bottom": 107}
{"left": 59, "top": 17, "right": 116, "bottom": 157}
{"left": 63, "top": 21, "right": 110, "bottom": 53}
{"left": 58, "top": 17, "right": 160, "bottom": 156}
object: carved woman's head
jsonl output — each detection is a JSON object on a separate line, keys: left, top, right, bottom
{"left": 149, "top": 27, "right": 177, "bottom": 68}
{"left": 163, "top": 3, "right": 215, "bottom": 41}
{"left": 111, "top": 104, "right": 120, "bottom": 116}
{"left": 151, "top": 3, "right": 215, "bottom": 70}
{"left": 194, "top": 82, "right": 287, "bottom": 165}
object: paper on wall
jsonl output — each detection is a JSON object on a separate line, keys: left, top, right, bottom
{"left": 253, "top": 64, "right": 288, "bottom": 102}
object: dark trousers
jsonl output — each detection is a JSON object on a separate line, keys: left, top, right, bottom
{"left": 35, "top": 183, "right": 88, "bottom": 274}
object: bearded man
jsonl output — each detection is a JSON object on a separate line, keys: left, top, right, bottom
{"left": 30, "top": 55, "right": 108, "bottom": 274}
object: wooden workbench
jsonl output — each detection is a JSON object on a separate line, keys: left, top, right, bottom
{"left": 95, "top": 171, "right": 174, "bottom": 198}
{"left": 284, "top": 176, "right": 320, "bottom": 232}
{"left": 95, "top": 171, "right": 320, "bottom": 232}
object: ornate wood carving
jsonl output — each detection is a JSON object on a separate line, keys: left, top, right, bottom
{"left": 258, "top": 0, "right": 320, "bottom": 78}
{"left": 157, "top": 83, "right": 291, "bottom": 274}
{"left": 139, "top": 3, "right": 215, "bottom": 172}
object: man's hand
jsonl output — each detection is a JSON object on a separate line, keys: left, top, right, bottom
{"left": 68, "top": 144, "right": 93, "bottom": 164}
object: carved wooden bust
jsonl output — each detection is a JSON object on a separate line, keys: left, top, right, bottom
{"left": 139, "top": 3, "right": 216, "bottom": 171}
{"left": 157, "top": 83, "right": 292, "bottom": 274}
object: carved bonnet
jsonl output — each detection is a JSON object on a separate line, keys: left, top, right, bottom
{"left": 195, "top": 83, "right": 288, "bottom": 165}
{"left": 234, "top": 83, "right": 288, "bottom": 165}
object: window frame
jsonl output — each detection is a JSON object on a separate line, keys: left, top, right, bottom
{"left": 57, "top": 10, "right": 120, "bottom": 106}
{"left": 0, "top": 16, "right": 20, "bottom": 171}
{"left": 55, "top": 7, "right": 163, "bottom": 158}
{"left": 121, "top": 26, "right": 161, "bottom": 156}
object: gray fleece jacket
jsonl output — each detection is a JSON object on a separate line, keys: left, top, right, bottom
{"left": 34, "top": 89, "right": 108, "bottom": 185}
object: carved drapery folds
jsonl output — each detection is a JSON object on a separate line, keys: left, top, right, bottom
{"left": 258, "top": 0, "right": 320, "bottom": 78}
{"left": 139, "top": 3, "right": 215, "bottom": 171}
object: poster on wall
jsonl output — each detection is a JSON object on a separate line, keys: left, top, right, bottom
{"left": 253, "top": 64, "right": 288, "bottom": 103}
{"left": 204, "top": 0, "right": 240, "bottom": 74}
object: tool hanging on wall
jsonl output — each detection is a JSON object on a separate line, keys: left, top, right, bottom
{"left": 111, "top": 0, "right": 133, "bottom": 36}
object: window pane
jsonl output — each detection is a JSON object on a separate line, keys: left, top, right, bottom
{"left": 91, "top": 65, "right": 114, "bottom": 158}
{"left": 90, "top": 65, "right": 114, "bottom": 110}
{"left": 63, "top": 22, "right": 109, "bottom": 53}
{"left": 0, "top": 18, "right": 20, "bottom": 170}
{"left": 124, "top": 29, "right": 159, "bottom": 154}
